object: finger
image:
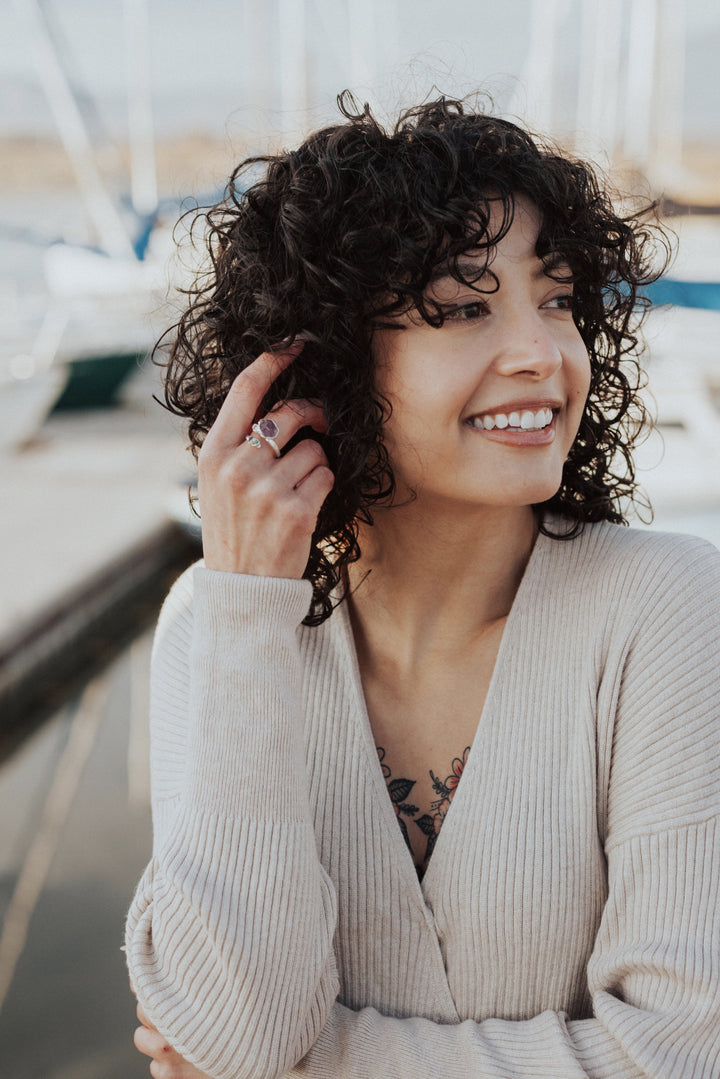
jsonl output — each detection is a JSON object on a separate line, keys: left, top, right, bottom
{"left": 251, "top": 400, "right": 328, "bottom": 454}
{"left": 134, "top": 1024, "right": 169, "bottom": 1057}
{"left": 207, "top": 341, "right": 304, "bottom": 452}
{"left": 272, "top": 437, "right": 332, "bottom": 491}
{"left": 292, "top": 461, "right": 335, "bottom": 503}
{"left": 268, "top": 398, "right": 328, "bottom": 435}
{"left": 149, "top": 1054, "right": 191, "bottom": 1079}
{"left": 137, "top": 1002, "right": 157, "bottom": 1030}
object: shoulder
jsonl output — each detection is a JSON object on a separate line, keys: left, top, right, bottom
{"left": 572, "top": 518, "right": 718, "bottom": 565}
{"left": 542, "top": 519, "right": 720, "bottom": 615}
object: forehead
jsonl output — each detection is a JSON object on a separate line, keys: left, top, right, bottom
{"left": 428, "top": 200, "right": 570, "bottom": 291}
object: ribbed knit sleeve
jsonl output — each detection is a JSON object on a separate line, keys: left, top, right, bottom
{"left": 285, "top": 534, "right": 720, "bottom": 1078}
{"left": 125, "top": 565, "right": 339, "bottom": 1079}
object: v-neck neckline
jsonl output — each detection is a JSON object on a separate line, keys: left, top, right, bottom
{"left": 334, "top": 526, "right": 550, "bottom": 906}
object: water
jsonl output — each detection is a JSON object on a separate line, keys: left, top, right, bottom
{"left": 0, "top": 638, "right": 153, "bottom": 1079}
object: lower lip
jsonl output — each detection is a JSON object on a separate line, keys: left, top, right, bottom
{"left": 465, "top": 415, "right": 558, "bottom": 446}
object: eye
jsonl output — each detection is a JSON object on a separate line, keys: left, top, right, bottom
{"left": 442, "top": 300, "right": 489, "bottom": 323}
{"left": 543, "top": 292, "right": 574, "bottom": 311}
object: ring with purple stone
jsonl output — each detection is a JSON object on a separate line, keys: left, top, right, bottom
{"left": 251, "top": 416, "right": 281, "bottom": 457}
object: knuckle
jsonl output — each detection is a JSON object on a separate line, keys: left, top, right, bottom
{"left": 287, "top": 499, "right": 317, "bottom": 530}
{"left": 284, "top": 398, "right": 312, "bottom": 420}
{"left": 291, "top": 439, "right": 327, "bottom": 469}
{"left": 210, "top": 449, "right": 261, "bottom": 492}
{"left": 198, "top": 439, "right": 221, "bottom": 472}
{"left": 305, "top": 438, "right": 326, "bottom": 461}
{"left": 232, "top": 366, "right": 265, "bottom": 398}
{"left": 241, "top": 480, "right": 281, "bottom": 521}
{"left": 230, "top": 367, "right": 255, "bottom": 391}
{"left": 259, "top": 478, "right": 289, "bottom": 510}
{"left": 281, "top": 498, "right": 306, "bottom": 524}
{"left": 222, "top": 457, "right": 253, "bottom": 490}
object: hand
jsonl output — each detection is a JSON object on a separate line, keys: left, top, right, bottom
{"left": 134, "top": 1003, "right": 213, "bottom": 1079}
{"left": 197, "top": 342, "right": 334, "bottom": 578}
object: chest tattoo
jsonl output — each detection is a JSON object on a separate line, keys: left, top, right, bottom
{"left": 376, "top": 745, "right": 471, "bottom": 871}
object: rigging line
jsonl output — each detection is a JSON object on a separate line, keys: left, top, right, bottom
{"left": 127, "top": 631, "right": 151, "bottom": 812}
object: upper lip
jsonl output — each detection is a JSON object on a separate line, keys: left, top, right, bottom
{"left": 466, "top": 397, "right": 563, "bottom": 420}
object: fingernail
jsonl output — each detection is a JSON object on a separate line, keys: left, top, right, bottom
{"left": 270, "top": 334, "right": 307, "bottom": 355}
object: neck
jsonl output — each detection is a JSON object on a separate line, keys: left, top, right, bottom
{"left": 347, "top": 498, "right": 539, "bottom": 667}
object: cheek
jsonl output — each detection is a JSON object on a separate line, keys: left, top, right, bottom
{"left": 562, "top": 348, "right": 592, "bottom": 447}
{"left": 569, "top": 344, "right": 592, "bottom": 405}
{"left": 381, "top": 400, "right": 433, "bottom": 461}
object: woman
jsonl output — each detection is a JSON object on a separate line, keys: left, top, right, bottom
{"left": 127, "top": 95, "right": 720, "bottom": 1078}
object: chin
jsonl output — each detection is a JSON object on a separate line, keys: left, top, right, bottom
{"left": 482, "top": 476, "right": 563, "bottom": 509}
{"left": 528, "top": 480, "right": 564, "bottom": 505}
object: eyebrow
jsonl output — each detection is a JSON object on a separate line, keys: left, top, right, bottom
{"left": 428, "top": 259, "right": 486, "bottom": 285}
{"left": 429, "top": 255, "right": 573, "bottom": 287}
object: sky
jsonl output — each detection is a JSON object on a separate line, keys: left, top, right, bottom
{"left": 1, "top": 0, "right": 719, "bottom": 151}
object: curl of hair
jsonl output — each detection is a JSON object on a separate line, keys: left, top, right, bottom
{"left": 161, "top": 91, "right": 672, "bottom": 625}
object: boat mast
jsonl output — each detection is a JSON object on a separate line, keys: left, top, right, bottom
{"left": 509, "top": 0, "right": 562, "bottom": 133}
{"left": 652, "top": 0, "right": 686, "bottom": 183}
{"left": 14, "top": 0, "right": 135, "bottom": 258}
{"left": 623, "top": 0, "right": 658, "bottom": 169}
{"left": 124, "top": 0, "right": 158, "bottom": 220}
{"left": 577, "top": 0, "right": 623, "bottom": 161}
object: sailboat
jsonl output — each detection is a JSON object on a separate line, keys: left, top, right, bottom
{"left": 4, "top": 0, "right": 167, "bottom": 438}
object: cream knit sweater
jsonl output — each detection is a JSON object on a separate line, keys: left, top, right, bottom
{"left": 126, "top": 520, "right": 720, "bottom": 1079}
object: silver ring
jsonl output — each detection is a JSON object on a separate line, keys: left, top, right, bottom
{"left": 252, "top": 417, "right": 281, "bottom": 458}
{"left": 245, "top": 434, "right": 262, "bottom": 449}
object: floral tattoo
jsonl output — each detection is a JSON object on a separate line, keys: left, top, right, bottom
{"left": 376, "top": 745, "right": 471, "bottom": 869}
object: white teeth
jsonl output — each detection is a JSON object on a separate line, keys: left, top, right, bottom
{"left": 470, "top": 407, "right": 554, "bottom": 431}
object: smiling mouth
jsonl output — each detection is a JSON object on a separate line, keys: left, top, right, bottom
{"left": 467, "top": 407, "right": 555, "bottom": 432}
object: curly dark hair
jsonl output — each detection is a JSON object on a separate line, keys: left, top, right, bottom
{"left": 161, "top": 91, "right": 671, "bottom": 625}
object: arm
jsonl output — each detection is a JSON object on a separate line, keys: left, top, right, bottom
{"left": 126, "top": 567, "right": 340, "bottom": 1079}
{"left": 126, "top": 344, "right": 340, "bottom": 1079}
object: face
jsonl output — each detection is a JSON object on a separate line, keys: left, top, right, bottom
{"left": 372, "top": 197, "right": 591, "bottom": 512}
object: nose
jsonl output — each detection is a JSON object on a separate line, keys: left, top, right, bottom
{"left": 492, "top": 310, "right": 564, "bottom": 380}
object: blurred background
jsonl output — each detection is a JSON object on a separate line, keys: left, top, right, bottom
{"left": 1, "top": 1, "right": 719, "bottom": 1076}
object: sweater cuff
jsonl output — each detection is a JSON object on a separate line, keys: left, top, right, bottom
{"left": 193, "top": 566, "right": 314, "bottom": 632}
